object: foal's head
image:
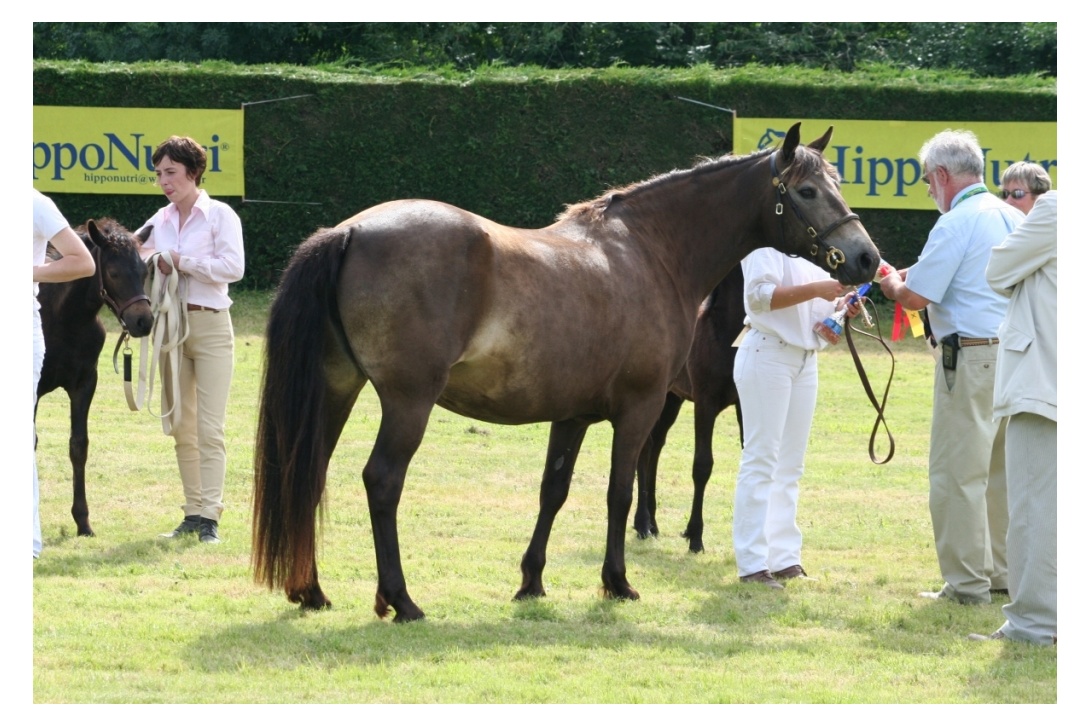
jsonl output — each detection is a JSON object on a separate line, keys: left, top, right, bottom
{"left": 77, "top": 218, "right": 154, "bottom": 337}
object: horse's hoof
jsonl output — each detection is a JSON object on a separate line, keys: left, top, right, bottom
{"left": 298, "top": 596, "right": 332, "bottom": 611}
{"left": 78, "top": 529, "right": 95, "bottom": 538}
{"left": 681, "top": 529, "right": 704, "bottom": 553}
{"left": 290, "top": 585, "right": 332, "bottom": 611}
{"left": 393, "top": 607, "right": 425, "bottom": 623}
{"left": 514, "top": 586, "right": 546, "bottom": 600}
{"left": 603, "top": 584, "right": 641, "bottom": 601}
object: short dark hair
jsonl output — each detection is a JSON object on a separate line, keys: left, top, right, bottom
{"left": 152, "top": 136, "right": 207, "bottom": 186}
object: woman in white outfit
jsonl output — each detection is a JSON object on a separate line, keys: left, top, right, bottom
{"left": 732, "top": 247, "right": 859, "bottom": 588}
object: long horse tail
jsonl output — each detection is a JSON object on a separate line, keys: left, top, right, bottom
{"left": 252, "top": 226, "right": 354, "bottom": 601}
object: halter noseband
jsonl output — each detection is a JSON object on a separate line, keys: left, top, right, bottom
{"left": 769, "top": 153, "right": 859, "bottom": 270}
{"left": 94, "top": 245, "right": 151, "bottom": 332}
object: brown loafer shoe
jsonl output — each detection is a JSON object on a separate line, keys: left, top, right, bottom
{"left": 968, "top": 630, "right": 1006, "bottom": 642}
{"left": 772, "top": 565, "right": 808, "bottom": 580}
{"left": 740, "top": 570, "right": 785, "bottom": 589}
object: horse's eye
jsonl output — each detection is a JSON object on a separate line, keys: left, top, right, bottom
{"left": 798, "top": 187, "right": 817, "bottom": 200}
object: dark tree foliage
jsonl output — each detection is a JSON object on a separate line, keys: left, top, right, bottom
{"left": 33, "top": 22, "right": 1056, "bottom": 78}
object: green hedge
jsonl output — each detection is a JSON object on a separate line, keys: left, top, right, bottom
{"left": 34, "top": 61, "right": 1056, "bottom": 289}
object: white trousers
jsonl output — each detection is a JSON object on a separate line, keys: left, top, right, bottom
{"left": 33, "top": 307, "right": 44, "bottom": 558}
{"left": 732, "top": 329, "right": 818, "bottom": 577}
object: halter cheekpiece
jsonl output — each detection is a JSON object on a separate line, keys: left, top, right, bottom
{"left": 769, "top": 153, "right": 858, "bottom": 270}
{"left": 94, "top": 244, "right": 151, "bottom": 331}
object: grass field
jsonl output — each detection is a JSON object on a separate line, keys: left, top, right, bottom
{"left": 31, "top": 292, "right": 1058, "bottom": 704}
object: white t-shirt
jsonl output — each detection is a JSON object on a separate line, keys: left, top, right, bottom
{"left": 33, "top": 189, "right": 71, "bottom": 310}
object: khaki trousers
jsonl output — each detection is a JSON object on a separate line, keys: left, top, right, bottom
{"left": 160, "top": 309, "right": 234, "bottom": 522}
{"left": 1000, "top": 413, "right": 1057, "bottom": 644}
{"left": 928, "top": 343, "right": 1008, "bottom": 603}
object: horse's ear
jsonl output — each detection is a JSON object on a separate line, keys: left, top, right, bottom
{"left": 808, "top": 126, "right": 834, "bottom": 153}
{"left": 85, "top": 219, "right": 103, "bottom": 248}
{"left": 780, "top": 122, "right": 802, "bottom": 165}
{"left": 134, "top": 224, "right": 153, "bottom": 244}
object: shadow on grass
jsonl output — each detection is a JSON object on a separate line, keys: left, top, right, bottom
{"left": 182, "top": 593, "right": 779, "bottom": 675}
{"left": 176, "top": 539, "right": 796, "bottom": 675}
{"left": 33, "top": 534, "right": 202, "bottom": 576}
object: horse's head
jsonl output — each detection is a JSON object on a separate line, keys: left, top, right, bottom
{"left": 82, "top": 219, "right": 154, "bottom": 337}
{"left": 765, "top": 123, "right": 880, "bottom": 285}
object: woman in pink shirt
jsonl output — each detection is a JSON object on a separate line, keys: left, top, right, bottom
{"left": 138, "top": 136, "right": 245, "bottom": 544}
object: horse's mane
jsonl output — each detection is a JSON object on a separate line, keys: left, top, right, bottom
{"left": 557, "top": 144, "right": 837, "bottom": 223}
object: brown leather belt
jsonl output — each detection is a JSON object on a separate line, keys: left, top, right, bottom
{"left": 959, "top": 337, "right": 999, "bottom": 347}
{"left": 187, "top": 304, "right": 223, "bottom": 313}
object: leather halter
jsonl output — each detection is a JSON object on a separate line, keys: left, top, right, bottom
{"left": 94, "top": 244, "right": 151, "bottom": 331}
{"left": 769, "top": 153, "right": 859, "bottom": 270}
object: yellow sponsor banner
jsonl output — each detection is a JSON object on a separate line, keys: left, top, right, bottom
{"left": 734, "top": 118, "right": 1057, "bottom": 210}
{"left": 33, "top": 107, "right": 244, "bottom": 196}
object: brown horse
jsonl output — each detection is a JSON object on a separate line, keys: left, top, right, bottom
{"left": 36, "top": 219, "right": 153, "bottom": 536}
{"left": 633, "top": 262, "right": 747, "bottom": 553}
{"left": 252, "top": 123, "right": 880, "bottom": 621}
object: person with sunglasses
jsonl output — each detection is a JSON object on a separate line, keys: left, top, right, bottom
{"left": 999, "top": 161, "right": 1052, "bottom": 215}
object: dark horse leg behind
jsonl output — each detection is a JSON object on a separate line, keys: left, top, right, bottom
{"left": 634, "top": 263, "right": 747, "bottom": 553}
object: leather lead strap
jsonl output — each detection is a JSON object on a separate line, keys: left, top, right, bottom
{"left": 843, "top": 302, "right": 896, "bottom": 465}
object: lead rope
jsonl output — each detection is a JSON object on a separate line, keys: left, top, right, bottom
{"left": 117, "top": 253, "right": 189, "bottom": 434}
{"left": 843, "top": 299, "right": 896, "bottom": 464}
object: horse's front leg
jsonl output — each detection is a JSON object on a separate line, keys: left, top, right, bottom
{"left": 363, "top": 397, "right": 433, "bottom": 622}
{"left": 603, "top": 406, "right": 663, "bottom": 600}
{"left": 516, "top": 419, "right": 589, "bottom": 600}
{"left": 634, "top": 393, "right": 683, "bottom": 539}
{"left": 68, "top": 378, "right": 96, "bottom": 537}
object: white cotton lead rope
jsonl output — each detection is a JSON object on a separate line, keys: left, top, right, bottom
{"left": 125, "top": 252, "right": 189, "bottom": 435}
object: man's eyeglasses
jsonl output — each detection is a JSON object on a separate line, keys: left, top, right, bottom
{"left": 1001, "top": 189, "right": 1028, "bottom": 200}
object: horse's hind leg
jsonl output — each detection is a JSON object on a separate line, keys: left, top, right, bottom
{"left": 68, "top": 378, "right": 96, "bottom": 537}
{"left": 287, "top": 364, "right": 365, "bottom": 612}
{"left": 363, "top": 392, "right": 436, "bottom": 622}
{"left": 633, "top": 393, "right": 683, "bottom": 539}
{"left": 516, "top": 419, "right": 590, "bottom": 600}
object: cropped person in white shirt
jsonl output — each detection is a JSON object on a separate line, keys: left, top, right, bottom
{"left": 138, "top": 135, "right": 245, "bottom": 544}
{"left": 732, "top": 247, "right": 859, "bottom": 588}
{"left": 33, "top": 189, "right": 96, "bottom": 558}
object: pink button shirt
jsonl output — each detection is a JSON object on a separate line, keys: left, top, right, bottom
{"left": 139, "top": 189, "right": 245, "bottom": 309}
